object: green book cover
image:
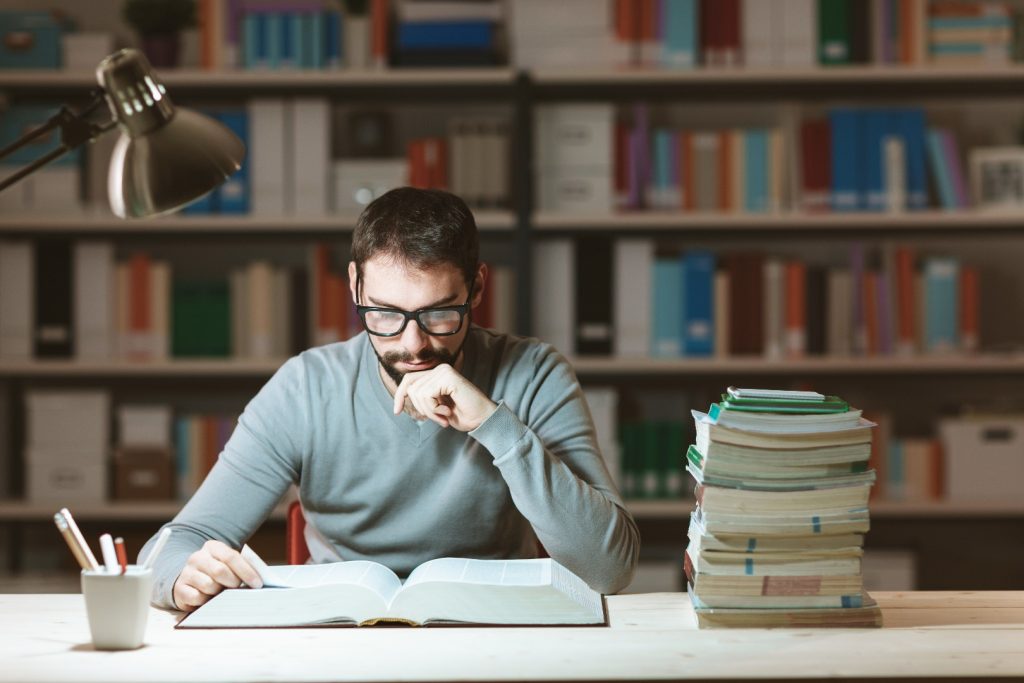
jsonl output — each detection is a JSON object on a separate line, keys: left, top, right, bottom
{"left": 172, "top": 280, "right": 231, "bottom": 357}
{"left": 818, "top": 0, "right": 850, "bottom": 65}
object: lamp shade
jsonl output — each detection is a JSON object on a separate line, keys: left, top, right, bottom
{"left": 96, "top": 49, "right": 245, "bottom": 219}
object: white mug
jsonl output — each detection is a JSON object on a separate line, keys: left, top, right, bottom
{"left": 80, "top": 566, "right": 153, "bottom": 650}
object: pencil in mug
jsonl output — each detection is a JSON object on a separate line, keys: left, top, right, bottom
{"left": 53, "top": 509, "right": 100, "bottom": 571}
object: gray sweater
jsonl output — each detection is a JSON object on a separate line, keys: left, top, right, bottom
{"left": 140, "top": 327, "right": 640, "bottom": 609}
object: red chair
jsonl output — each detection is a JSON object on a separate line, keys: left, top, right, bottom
{"left": 285, "top": 500, "right": 547, "bottom": 564}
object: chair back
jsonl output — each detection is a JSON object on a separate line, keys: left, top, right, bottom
{"left": 286, "top": 500, "right": 310, "bottom": 565}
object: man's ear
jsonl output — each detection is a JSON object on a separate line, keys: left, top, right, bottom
{"left": 472, "top": 263, "right": 488, "bottom": 309}
{"left": 347, "top": 262, "right": 358, "bottom": 303}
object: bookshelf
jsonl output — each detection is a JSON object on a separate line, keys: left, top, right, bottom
{"left": 4, "top": 2, "right": 1024, "bottom": 591}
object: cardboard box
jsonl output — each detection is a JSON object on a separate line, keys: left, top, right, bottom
{"left": 113, "top": 447, "right": 173, "bottom": 501}
{"left": 939, "top": 416, "right": 1024, "bottom": 501}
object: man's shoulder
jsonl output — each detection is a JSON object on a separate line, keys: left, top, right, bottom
{"left": 288, "top": 334, "right": 368, "bottom": 380}
{"left": 472, "top": 327, "right": 568, "bottom": 374}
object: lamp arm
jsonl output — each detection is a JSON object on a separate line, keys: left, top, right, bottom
{"left": 0, "top": 89, "right": 115, "bottom": 194}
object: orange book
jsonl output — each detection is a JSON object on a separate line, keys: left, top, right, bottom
{"left": 680, "top": 132, "right": 695, "bottom": 211}
{"left": 960, "top": 265, "right": 979, "bottom": 352}
{"left": 639, "top": 0, "right": 657, "bottom": 42}
{"left": 718, "top": 130, "right": 732, "bottom": 211}
{"left": 899, "top": 0, "right": 916, "bottom": 64}
{"left": 615, "top": 0, "right": 640, "bottom": 43}
{"left": 128, "top": 253, "right": 151, "bottom": 360}
{"left": 371, "top": 0, "right": 389, "bottom": 68}
{"left": 784, "top": 261, "right": 806, "bottom": 357}
{"left": 895, "top": 246, "right": 916, "bottom": 353}
{"left": 198, "top": 0, "right": 213, "bottom": 70}
{"left": 202, "top": 416, "right": 218, "bottom": 478}
{"left": 408, "top": 140, "right": 428, "bottom": 188}
{"left": 426, "top": 137, "right": 448, "bottom": 190}
{"left": 863, "top": 271, "right": 879, "bottom": 355}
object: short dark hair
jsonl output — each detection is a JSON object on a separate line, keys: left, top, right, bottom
{"left": 351, "top": 187, "right": 479, "bottom": 290}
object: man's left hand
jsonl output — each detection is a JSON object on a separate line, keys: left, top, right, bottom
{"left": 393, "top": 363, "right": 497, "bottom": 432}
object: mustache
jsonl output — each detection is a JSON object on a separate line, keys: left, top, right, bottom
{"left": 382, "top": 347, "right": 446, "bottom": 364}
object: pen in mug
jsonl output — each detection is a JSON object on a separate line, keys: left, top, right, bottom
{"left": 115, "top": 537, "right": 128, "bottom": 575}
{"left": 56, "top": 508, "right": 100, "bottom": 571}
{"left": 53, "top": 513, "right": 92, "bottom": 571}
{"left": 99, "top": 533, "right": 119, "bottom": 573}
{"left": 142, "top": 527, "right": 173, "bottom": 570}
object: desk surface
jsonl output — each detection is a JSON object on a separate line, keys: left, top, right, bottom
{"left": 2, "top": 591, "right": 1023, "bottom": 682}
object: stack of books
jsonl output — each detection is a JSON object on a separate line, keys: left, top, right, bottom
{"left": 684, "top": 387, "right": 883, "bottom": 628}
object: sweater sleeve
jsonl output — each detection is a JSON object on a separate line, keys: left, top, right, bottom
{"left": 469, "top": 345, "right": 640, "bottom": 594}
{"left": 138, "top": 356, "right": 310, "bottom": 610}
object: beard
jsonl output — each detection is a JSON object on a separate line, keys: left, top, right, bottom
{"left": 372, "top": 340, "right": 465, "bottom": 386}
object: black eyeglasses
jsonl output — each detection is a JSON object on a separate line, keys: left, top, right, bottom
{"left": 356, "top": 284, "right": 473, "bottom": 337}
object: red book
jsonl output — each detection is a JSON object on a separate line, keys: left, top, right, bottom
{"left": 726, "top": 252, "right": 764, "bottom": 356}
{"left": 474, "top": 267, "right": 494, "bottom": 329}
{"left": 615, "top": 121, "right": 630, "bottom": 210}
{"left": 720, "top": 0, "right": 741, "bottom": 65}
{"left": 700, "top": 0, "right": 718, "bottom": 65}
{"left": 784, "top": 261, "right": 807, "bottom": 357}
{"left": 408, "top": 140, "right": 428, "bottom": 188}
{"left": 615, "top": 0, "right": 639, "bottom": 43}
{"left": 371, "top": 0, "right": 389, "bottom": 68}
{"left": 895, "top": 247, "right": 916, "bottom": 352}
{"left": 960, "top": 265, "right": 979, "bottom": 352}
{"left": 800, "top": 120, "right": 831, "bottom": 212}
{"left": 202, "top": 416, "right": 218, "bottom": 478}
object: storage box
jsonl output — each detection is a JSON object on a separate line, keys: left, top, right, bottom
{"left": 61, "top": 32, "right": 114, "bottom": 70}
{"left": 537, "top": 169, "right": 613, "bottom": 213}
{"left": 26, "top": 448, "right": 107, "bottom": 504}
{"left": 113, "top": 447, "right": 173, "bottom": 501}
{"left": 939, "top": 416, "right": 1024, "bottom": 501}
{"left": 0, "top": 12, "right": 60, "bottom": 69}
{"left": 534, "top": 104, "right": 614, "bottom": 169}
{"left": 117, "top": 404, "right": 173, "bottom": 448}
{"left": 26, "top": 390, "right": 110, "bottom": 450}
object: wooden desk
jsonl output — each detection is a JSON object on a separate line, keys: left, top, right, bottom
{"left": 2, "top": 591, "right": 1022, "bottom": 682}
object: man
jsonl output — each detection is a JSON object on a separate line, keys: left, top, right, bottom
{"left": 140, "top": 187, "right": 639, "bottom": 611}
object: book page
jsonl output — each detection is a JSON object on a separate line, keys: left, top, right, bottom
{"left": 178, "top": 583, "right": 386, "bottom": 628}
{"left": 241, "top": 544, "right": 403, "bottom": 602}
{"left": 404, "top": 557, "right": 551, "bottom": 589}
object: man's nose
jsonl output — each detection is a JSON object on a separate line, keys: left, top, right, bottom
{"left": 400, "top": 318, "right": 429, "bottom": 355}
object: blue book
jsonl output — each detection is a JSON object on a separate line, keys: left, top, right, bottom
{"left": 898, "top": 108, "right": 928, "bottom": 210}
{"left": 280, "top": 12, "right": 295, "bottom": 67}
{"left": 829, "top": 108, "right": 863, "bottom": 212}
{"left": 924, "top": 257, "right": 959, "bottom": 352}
{"left": 743, "top": 129, "right": 769, "bottom": 213}
{"left": 662, "top": 0, "right": 698, "bottom": 68}
{"left": 863, "top": 110, "right": 889, "bottom": 212}
{"left": 926, "top": 128, "right": 956, "bottom": 210}
{"left": 266, "top": 12, "right": 282, "bottom": 68}
{"left": 681, "top": 250, "right": 716, "bottom": 357}
{"left": 242, "top": 14, "right": 259, "bottom": 68}
{"left": 396, "top": 21, "right": 494, "bottom": 50}
{"left": 929, "top": 16, "right": 1012, "bottom": 29}
{"left": 651, "top": 259, "right": 683, "bottom": 357}
{"left": 215, "top": 110, "right": 250, "bottom": 214}
{"left": 309, "top": 12, "right": 325, "bottom": 68}
{"left": 324, "top": 11, "right": 342, "bottom": 67}
{"left": 653, "top": 129, "right": 673, "bottom": 208}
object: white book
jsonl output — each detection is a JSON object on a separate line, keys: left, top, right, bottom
{"left": 613, "top": 239, "right": 653, "bottom": 357}
{"left": 532, "top": 240, "right": 574, "bottom": 356}
{"left": 484, "top": 120, "right": 509, "bottom": 207}
{"left": 780, "top": 0, "right": 816, "bottom": 67}
{"left": 343, "top": 14, "right": 370, "bottom": 69}
{"left": 118, "top": 404, "right": 173, "bottom": 448}
{"left": 0, "top": 241, "right": 34, "bottom": 360}
{"left": 73, "top": 242, "right": 115, "bottom": 360}
{"left": 582, "top": 386, "right": 620, "bottom": 488}
{"left": 490, "top": 265, "right": 516, "bottom": 334}
{"left": 247, "top": 261, "right": 274, "bottom": 359}
{"left": 290, "top": 98, "right": 331, "bottom": 216}
{"left": 742, "top": 0, "right": 775, "bottom": 67}
{"left": 115, "top": 262, "right": 130, "bottom": 359}
{"left": 150, "top": 261, "right": 171, "bottom": 360}
{"left": 178, "top": 546, "right": 606, "bottom": 628}
{"left": 249, "top": 99, "right": 289, "bottom": 216}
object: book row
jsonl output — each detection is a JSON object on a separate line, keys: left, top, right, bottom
{"left": 537, "top": 102, "right": 994, "bottom": 215}
{"left": 0, "top": 241, "right": 515, "bottom": 361}
{"left": 0, "top": 102, "right": 510, "bottom": 217}
{"left": 534, "top": 239, "right": 980, "bottom": 360}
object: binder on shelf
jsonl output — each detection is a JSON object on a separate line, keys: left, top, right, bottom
{"left": 575, "top": 238, "right": 614, "bottom": 356}
{"left": 34, "top": 239, "right": 73, "bottom": 359}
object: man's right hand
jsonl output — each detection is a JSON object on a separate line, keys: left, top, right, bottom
{"left": 172, "top": 540, "right": 264, "bottom": 612}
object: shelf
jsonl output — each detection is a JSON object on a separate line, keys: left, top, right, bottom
{"left": 0, "top": 67, "right": 518, "bottom": 91}
{"left": 0, "top": 501, "right": 288, "bottom": 522}
{"left": 532, "top": 210, "right": 1024, "bottom": 233}
{"left": 570, "top": 354, "right": 1024, "bottom": 376}
{"left": 0, "top": 210, "right": 516, "bottom": 235}
{"left": 4, "top": 354, "right": 1024, "bottom": 378}
{"left": 531, "top": 64, "right": 1024, "bottom": 85}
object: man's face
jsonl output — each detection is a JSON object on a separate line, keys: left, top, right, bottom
{"left": 351, "top": 256, "right": 478, "bottom": 386}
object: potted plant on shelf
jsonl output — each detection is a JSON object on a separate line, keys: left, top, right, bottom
{"left": 122, "top": 0, "right": 196, "bottom": 68}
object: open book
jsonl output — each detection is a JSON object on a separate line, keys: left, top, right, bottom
{"left": 177, "top": 546, "right": 607, "bottom": 628}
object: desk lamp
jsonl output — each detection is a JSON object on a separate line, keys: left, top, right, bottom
{"left": 0, "top": 48, "right": 244, "bottom": 218}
